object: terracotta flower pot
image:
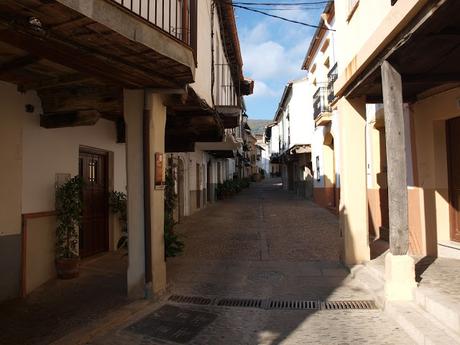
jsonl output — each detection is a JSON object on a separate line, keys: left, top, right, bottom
{"left": 55, "top": 257, "right": 80, "bottom": 279}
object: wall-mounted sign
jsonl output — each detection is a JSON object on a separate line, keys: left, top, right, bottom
{"left": 155, "top": 152, "right": 165, "bottom": 189}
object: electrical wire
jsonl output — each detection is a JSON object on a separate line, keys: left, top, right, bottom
{"left": 230, "top": 3, "right": 334, "bottom": 30}
{"left": 239, "top": 7, "right": 325, "bottom": 11}
{"left": 233, "top": 1, "right": 330, "bottom": 5}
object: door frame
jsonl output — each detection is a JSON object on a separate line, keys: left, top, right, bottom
{"left": 79, "top": 146, "right": 111, "bottom": 256}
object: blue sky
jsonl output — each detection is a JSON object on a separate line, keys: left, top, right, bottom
{"left": 234, "top": 2, "right": 325, "bottom": 120}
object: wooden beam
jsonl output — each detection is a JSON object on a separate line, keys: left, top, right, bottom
{"left": 20, "top": 73, "right": 94, "bottom": 91}
{"left": 40, "top": 109, "right": 101, "bottom": 128}
{"left": 0, "top": 17, "right": 182, "bottom": 89}
{"left": 165, "top": 140, "right": 195, "bottom": 153}
{"left": 381, "top": 61, "right": 409, "bottom": 256}
{"left": 402, "top": 73, "right": 460, "bottom": 84}
{"left": 38, "top": 85, "right": 122, "bottom": 114}
{"left": 0, "top": 55, "right": 39, "bottom": 75}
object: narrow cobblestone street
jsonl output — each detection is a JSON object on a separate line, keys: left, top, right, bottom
{"left": 88, "top": 179, "right": 414, "bottom": 345}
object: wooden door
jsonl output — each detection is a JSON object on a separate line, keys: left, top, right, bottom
{"left": 447, "top": 117, "right": 460, "bottom": 242}
{"left": 79, "top": 149, "right": 109, "bottom": 257}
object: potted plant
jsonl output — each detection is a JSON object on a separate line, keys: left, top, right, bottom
{"left": 55, "top": 176, "right": 83, "bottom": 279}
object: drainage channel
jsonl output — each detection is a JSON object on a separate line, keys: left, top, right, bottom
{"left": 168, "top": 295, "right": 377, "bottom": 311}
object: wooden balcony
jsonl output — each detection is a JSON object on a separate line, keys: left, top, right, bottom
{"left": 0, "top": 0, "right": 197, "bottom": 123}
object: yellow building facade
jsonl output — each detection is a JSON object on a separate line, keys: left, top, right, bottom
{"left": 331, "top": 0, "right": 460, "bottom": 301}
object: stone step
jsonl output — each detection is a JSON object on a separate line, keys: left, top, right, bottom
{"left": 385, "top": 301, "right": 460, "bottom": 345}
{"left": 350, "top": 264, "right": 385, "bottom": 307}
{"left": 415, "top": 286, "right": 460, "bottom": 336}
{"left": 351, "top": 262, "right": 460, "bottom": 345}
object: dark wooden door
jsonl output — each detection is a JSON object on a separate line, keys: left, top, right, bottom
{"left": 79, "top": 149, "right": 109, "bottom": 257}
{"left": 447, "top": 117, "right": 460, "bottom": 242}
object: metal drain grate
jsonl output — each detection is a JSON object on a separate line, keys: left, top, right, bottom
{"left": 168, "top": 295, "right": 212, "bottom": 305}
{"left": 217, "top": 298, "right": 263, "bottom": 308}
{"left": 268, "top": 300, "right": 318, "bottom": 310}
{"left": 321, "top": 300, "right": 377, "bottom": 310}
{"left": 168, "top": 295, "right": 378, "bottom": 311}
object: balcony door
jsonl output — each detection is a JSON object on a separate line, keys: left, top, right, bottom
{"left": 447, "top": 117, "right": 460, "bottom": 242}
{"left": 79, "top": 148, "right": 109, "bottom": 257}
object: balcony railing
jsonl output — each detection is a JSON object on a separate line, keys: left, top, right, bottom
{"left": 313, "top": 64, "right": 338, "bottom": 120}
{"left": 111, "top": 0, "right": 197, "bottom": 48}
{"left": 313, "top": 84, "right": 331, "bottom": 120}
{"left": 215, "top": 63, "right": 239, "bottom": 107}
{"left": 327, "top": 63, "right": 338, "bottom": 104}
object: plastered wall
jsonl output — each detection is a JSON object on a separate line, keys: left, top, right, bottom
{"left": 192, "top": 0, "right": 235, "bottom": 106}
{"left": 413, "top": 87, "right": 460, "bottom": 247}
{"left": 22, "top": 96, "right": 126, "bottom": 213}
{"left": 289, "top": 79, "right": 315, "bottom": 147}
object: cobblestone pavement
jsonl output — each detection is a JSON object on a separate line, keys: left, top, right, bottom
{"left": 0, "top": 252, "right": 129, "bottom": 345}
{"left": 417, "top": 256, "right": 460, "bottom": 305}
{"left": 88, "top": 179, "right": 414, "bottom": 345}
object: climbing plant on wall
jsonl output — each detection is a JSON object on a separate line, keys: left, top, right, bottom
{"left": 164, "top": 167, "right": 184, "bottom": 257}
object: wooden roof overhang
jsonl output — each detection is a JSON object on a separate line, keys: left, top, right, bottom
{"left": 343, "top": 0, "right": 460, "bottom": 104}
{"left": 0, "top": 0, "right": 195, "bottom": 124}
{"left": 216, "top": 105, "right": 241, "bottom": 129}
{"left": 207, "top": 150, "right": 235, "bottom": 159}
{"left": 165, "top": 87, "right": 224, "bottom": 153}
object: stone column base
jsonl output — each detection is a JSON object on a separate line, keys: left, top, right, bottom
{"left": 384, "top": 252, "right": 417, "bottom": 301}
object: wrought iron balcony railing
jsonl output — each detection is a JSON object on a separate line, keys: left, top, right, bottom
{"left": 313, "top": 63, "right": 338, "bottom": 120}
{"left": 215, "top": 63, "right": 240, "bottom": 107}
{"left": 111, "top": 0, "right": 197, "bottom": 48}
{"left": 313, "top": 84, "right": 331, "bottom": 120}
{"left": 327, "top": 63, "right": 338, "bottom": 104}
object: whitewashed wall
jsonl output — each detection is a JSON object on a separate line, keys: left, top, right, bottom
{"left": 21, "top": 93, "right": 126, "bottom": 213}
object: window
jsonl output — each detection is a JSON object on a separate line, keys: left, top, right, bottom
{"left": 320, "top": 38, "right": 330, "bottom": 53}
{"left": 316, "top": 156, "right": 321, "bottom": 182}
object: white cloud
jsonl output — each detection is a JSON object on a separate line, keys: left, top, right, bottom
{"left": 241, "top": 37, "right": 309, "bottom": 81}
{"left": 251, "top": 80, "right": 278, "bottom": 99}
{"left": 236, "top": 5, "right": 322, "bottom": 117}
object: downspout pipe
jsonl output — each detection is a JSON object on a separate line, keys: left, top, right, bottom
{"left": 142, "top": 90, "right": 153, "bottom": 298}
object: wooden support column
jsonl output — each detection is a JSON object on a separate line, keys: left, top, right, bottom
{"left": 381, "top": 61, "right": 409, "bottom": 255}
{"left": 381, "top": 61, "right": 416, "bottom": 301}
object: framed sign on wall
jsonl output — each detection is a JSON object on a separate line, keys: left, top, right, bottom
{"left": 155, "top": 152, "right": 165, "bottom": 189}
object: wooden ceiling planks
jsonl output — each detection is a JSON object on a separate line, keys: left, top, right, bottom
{"left": 0, "top": 0, "right": 196, "bottom": 122}
{"left": 350, "top": 0, "right": 460, "bottom": 103}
